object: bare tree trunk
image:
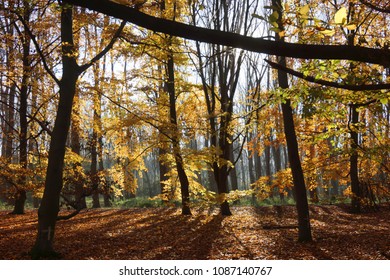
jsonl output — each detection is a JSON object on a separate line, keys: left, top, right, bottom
{"left": 11, "top": 1, "right": 31, "bottom": 214}
{"left": 70, "top": 8, "right": 86, "bottom": 210}
{"left": 229, "top": 145, "right": 239, "bottom": 191}
{"left": 90, "top": 63, "right": 102, "bottom": 209}
{"left": 347, "top": 4, "right": 362, "bottom": 213}
{"left": 273, "top": 0, "right": 312, "bottom": 242}
{"left": 166, "top": 52, "right": 191, "bottom": 215}
{"left": 350, "top": 105, "right": 361, "bottom": 212}
{"left": 273, "top": 144, "right": 284, "bottom": 202}
{"left": 32, "top": 5, "right": 82, "bottom": 257}
{"left": 158, "top": 144, "right": 170, "bottom": 200}
{"left": 265, "top": 143, "right": 272, "bottom": 196}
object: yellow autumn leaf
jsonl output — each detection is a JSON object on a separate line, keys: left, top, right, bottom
{"left": 299, "top": 4, "right": 310, "bottom": 17}
{"left": 335, "top": 7, "right": 347, "bottom": 25}
{"left": 320, "top": 29, "right": 335, "bottom": 36}
{"left": 345, "top": 24, "right": 357, "bottom": 30}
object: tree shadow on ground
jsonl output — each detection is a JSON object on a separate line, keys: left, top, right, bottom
{"left": 1, "top": 205, "right": 389, "bottom": 259}
{"left": 54, "top": 208, "right": 227, "bottom": 259}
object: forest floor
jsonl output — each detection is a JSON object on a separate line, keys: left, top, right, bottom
{"left": 0, "top": 204, "right": 389, "bottom": 260}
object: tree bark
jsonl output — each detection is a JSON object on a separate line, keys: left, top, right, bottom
{"left": 166, "top": 53, "right": 191, "bottom": 215}
{"left": 30, "top": 4, "right": 124, "bottom": 258}
{"left": 350, "top": 105, "right": 361, "bottom": 212}
{"left": 273, "top": 0, "right": 312, "bottom": 242}
{"left": 91, "top": 64, "right": 102, "bottom": 209}
{"left": 70, "top": 92, "right": 87, "bottom": 209}
{"left": 31, "top": 5, "right": 80, "bottom": 258}
{"left": 229, "top": 145, "right": 239, "bottom": 191}
{"left": 12, "top": 2, "right": 30, "bottom": 214}
{"left": 158, "top": 144, "right": 170, "bottom": 200}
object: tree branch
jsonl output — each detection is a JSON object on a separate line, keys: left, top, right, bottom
{"left": 79, "top": 20, "right": 127, "bottom": 72}
{"left": 265, "top": 59, "right": 390, "bottom": 91}
{"left": 11, "top": 8, "right": 61, "bottom": 86}
{"left": 360, "top": 1, "right": 390, "bottom": 14}
{"left": 63, "top": 0, "right": 390, "bottom": 66}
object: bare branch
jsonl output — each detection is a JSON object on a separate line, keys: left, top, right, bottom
{"left": 79, "top": 20, "right": 126, "bottom": 72}
{"left": 360, "top": 0, "right": 390, "bottom": 14}
{"left": 11, "top": 9, "right": 61, "bottom": 86}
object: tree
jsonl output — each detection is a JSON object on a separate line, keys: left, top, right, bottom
{"left": 271, "top": 0, "right": 312, "bottom": 242}
{"left": 30, "top": 3, "right": 125, "bottom": 257}
{"left": 190, "top": 0, "right": 261, "bottom": 215}
{"left": 162, "top": 0, "right": 191, "bottom": 215}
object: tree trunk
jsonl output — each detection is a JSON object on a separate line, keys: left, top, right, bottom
{"left": 273, "top": 0, "right": 312, "bottom": 242}
{"left": 158, "top": 145, "right": 170, "bottom": 200}
{"left": 229, "top": 146, "right": 239, "bottom": 191}
{"left": 90, "top": 64, "right": 102, "bottom": 209}
{"left": 265, "top": 143, "right": 272, "bottom": 196}
{"left": 166, "top": 53, "right": 191, "bottom": 215}
{"left": 273, "top": 144, "right": 284, "bottom": 202}
{"left": 70, "top": 12, "right": 87, "bottom": 210}
{"left": 350, "top": 105, "right": 361, "bottom": 212}
{"left": 214, "top": 99, "right": 233, "bottom": 216}
{"left": 31, "top": 5, "right": 80, "bottom": 258}
{"left": 70, "top": 92, "right": 87, "bottom": 209}
{"left": 90, "top": 133, "right": 100, "bottom": 208}
{"left": 346, "top": 10, "right": 362, "bottom": 212}
{"left": 12, "top": 2, "right": 31, "bottom": 214}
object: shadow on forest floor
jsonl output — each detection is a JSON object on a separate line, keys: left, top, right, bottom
{"left": 0, "top": 204, "right": 389, "bottom": 259}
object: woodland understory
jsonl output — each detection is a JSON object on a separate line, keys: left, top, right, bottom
{"left": 1, "top": 205, "right": 389, "bottom": 260}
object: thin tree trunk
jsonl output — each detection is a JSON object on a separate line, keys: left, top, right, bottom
{"left": 166, "top": 53, "right": 191, "bottom": 215}
{"left": 229, "top": 146, "right": 239, "bottom": 191}
{"left": 70, "top": 91, "right": 87, "bottom": 209}
{"left": 158, "top": 144, "right": 170, "bottom": 200}
{"left": 265, "top": 143, "right": 272, "bottom": 196}
{"left": 350, "top": 105, "right": 361, "bottom": 212}
{"left": 70, "top": 9, "right": 86, "bottom": 210}
{"left": 91, "top": 64, "right": 102, "bottom": 209}
{"left": 273, "top": 0, "right": 312, "bottom": 242}
{"left": 11, "top": 2, "right": 30, "bottom": 214}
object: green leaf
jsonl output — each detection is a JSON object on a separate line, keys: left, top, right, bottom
{"left": 335, "top": 7, "right": 347, "bottom": 25}
{"left": 269, "top": 11, "right": 279, "bottom": 23}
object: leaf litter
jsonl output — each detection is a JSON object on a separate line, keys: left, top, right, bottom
{"left": 0, "top": 204, "right": 389, "bottom": 260}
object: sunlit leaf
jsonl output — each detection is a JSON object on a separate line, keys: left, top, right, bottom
{"left": 320, "top": 29, "right": 335, "bottom": 36}
{"left": 335, "top": 7, "right": 347, "bottom": 25}
{"left": 345, "top": 24, "right": 357, "bottom": 30}
{"left": 299, "top": 4, "right": 310, "bottom": 17}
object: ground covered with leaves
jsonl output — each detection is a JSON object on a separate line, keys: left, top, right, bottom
{"left": 1, "top": 204, "right": 389, "bottom": 260}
